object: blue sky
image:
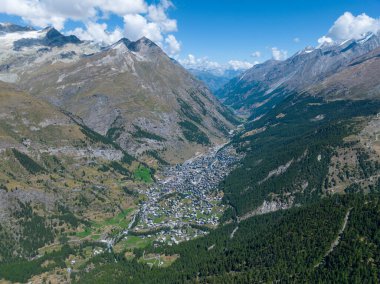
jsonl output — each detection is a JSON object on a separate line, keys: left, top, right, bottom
{"left": 173, "top": 0, "right": 380, "bottom": 62}
{"left": 0, "top": 0, "right": 379, "bottom": 71}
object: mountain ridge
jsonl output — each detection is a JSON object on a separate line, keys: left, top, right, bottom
{"left": 0, "top": 24, "right": 237, "bottom": 165}
{"left": 217, "top": 31, "right": 380, "bottom": 115}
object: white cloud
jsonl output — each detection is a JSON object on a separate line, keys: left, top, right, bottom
{"left": 317, "top": 35, "right": 334, "bottom": 46}
{"left": 228, "top": 60, "right": 254, "bottom": 71}
{"left": 124, "top": 13, "right": 163, "bottom": 42}
{"left": 0, "top": 0, "right": 68, "bottom": 29}
{"left": 293, "top": 37, "right": 300, "bottom": 43}
{"left": 147, "top": 1, "right": 177, "bottom": 33}
{"left": 99, "top": 0, "right": 147, "bottom": 15}
{"left": 179, "top": 54, "right": 255, "bottom": 74}
{"left": 68, "top": 22, "right": 124, "bottom": 45}
{"left": 165, "top": 34, "right": 181, "bottom": 56}
{"left": 318, "top": 12, "right": 380, "bottom": 44}
{"left": 251, "top": 51, "right": 261, "bottom": 58}
{"left": 0, "top": 0, "right": 179, "bottom": 54}
{"left": 271, "top": 47, "right": 288, "bottom": 60}
{"left": 0, "top": 0, "right": 148, "bottom": 28}
{"left": 179, "top": 54, "right": 222, "bottom": 72}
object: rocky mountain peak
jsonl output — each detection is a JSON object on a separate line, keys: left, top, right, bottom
{"left": 128, "top": 36, "right": 162, "bottom": 55}
{"left": 43, "top": 27, "right": 81, "bottom": 47}
{"left": 109, "top": 36, "right": 163, "bottom": 59}
{"left": 10, "top": 26, "right": 81, "bottom": 51}
{"left": 115, "top": 38, "right": 132, "bottom": 47}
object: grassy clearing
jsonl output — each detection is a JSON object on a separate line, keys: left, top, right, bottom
{"left": 76, "top": 228, "right": 92, "bottom": 238}
{"left": 138, "top": 254, "right": 179, "bottom": 268}
{"left": 76, "top": 208, "right": 135, "bottom": 239}
{"left": 115, "top": 236, "right": 153, "bottom": 250}
{"left": 91, "top": 235, "right": 101, "bottom": 240}
{"left": 134, "top": 166, "right": 153, "bottom": 183}
{"left": 100, "top": 208, "right": 134, "bottom": 227}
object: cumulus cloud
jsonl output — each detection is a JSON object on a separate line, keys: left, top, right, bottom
{"left": 68, "top": 22, "right": 124, "bottom": 45}
{"left": 0, "top": 0, "right": 67, "bottom": 29}
{"left": 147, "top": 0, "right": 177, "bottom": 33}
{"left": 99, "top": 0, "right": 147, "bottom": 15}
{"left": 123, "top": 13, "right": 163, "bottom": 42}
{"left": 318, "top": 12, "right": 380, "bottom": 44}
{"left": 317, "top": 35, "right": 334, "bottom": 46}
{"left": 228, "top": 60, "right": 254, "bottom": 71}
{"left": 0, "top": 0, "right": 148, "bottom": 30}
{"left": 121, "top": 0, "right": 178, "bottom": 44}
{"left": 179, "top": 54, "right": 255, "bottom": 74}
{"left": 165, "top": 34, "right": 181, "bottom": 56}
{"left": 179, "top": 54, "right": 222, "bottom": 71}
{"left": 271, "top": 47, "right": 288, "bottom": 61}
{"left": 0, "top": 0, "right": 181, "bottom": 54}
{"left": 251, "top": 51, "right": 261, "bottom": 58}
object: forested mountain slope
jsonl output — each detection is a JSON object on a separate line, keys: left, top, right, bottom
{"left": 66, "top": 195, "right": 380, "bottom": 283}
{"left": 221, "top": 95, "right": 380, "bottom": 217}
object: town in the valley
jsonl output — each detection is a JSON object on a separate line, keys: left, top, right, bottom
{"left": 124, "top": 144, "right": 242, "bottom": 246}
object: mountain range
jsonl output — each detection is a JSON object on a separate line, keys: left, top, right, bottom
{"left": 0, "top": 23, "right": 237, "bottom": 166}
{"left": 217, "top": 31, "right": 380, "bottom": 116}
{"left": 0, "top": 23, "right": 237, "bottom": 276}
{"left": 188, "top": 68, "right": 242, "bottom": 92}
{"left": 1, "top": 21, "right": 380, "bottom": 283}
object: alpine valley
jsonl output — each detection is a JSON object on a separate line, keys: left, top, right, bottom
{"left": 1, "top": 21, "right": 380, "bottom": 284}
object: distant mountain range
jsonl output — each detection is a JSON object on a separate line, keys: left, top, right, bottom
{"left": 188, "top": 68, "right": 243, "bottom": 92}
{"left": 217, "top": 31, "right": 380, "bottom": 116}
{"left": 0, "top": 22, "right": 34, "bottom": 33}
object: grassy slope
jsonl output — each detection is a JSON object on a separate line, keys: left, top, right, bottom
{"left": 0, "top": 82, "right": 151, "bottom": 263}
